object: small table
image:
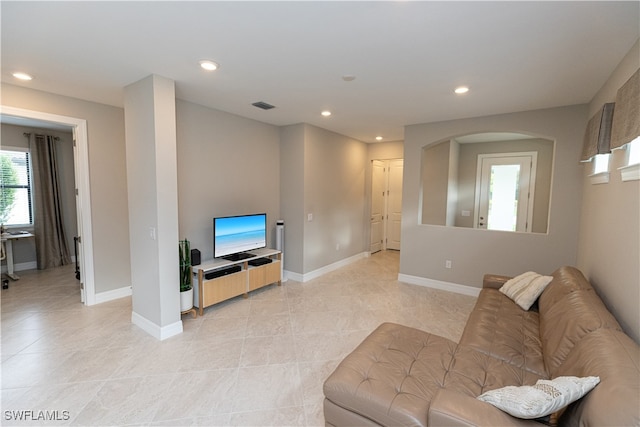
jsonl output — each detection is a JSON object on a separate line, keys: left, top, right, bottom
{"left": 1, "top": 232, "right": 34, "bottom": 280}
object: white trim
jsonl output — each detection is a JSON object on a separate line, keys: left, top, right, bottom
{"left": 0, "top": 261, "right": 37, "bottom": 273}
{"left": 284, "top": 251, "right": 369, "bottom": 283}
{"left": 131, "top": 311, "right": 183, "bottom": 341}
{"left": 619, "top": 163, "right": 640, "bottom": 182}
{"left": 1, "top": 106, "right": 95, "bottom": 306}
{"left": 397, "top": 273, "right": 481, "bottom": 297}
{"left": 588, "top": 171, "right": 610, "bottom": 185}
{"left": 95, "top": 286, "right": 132, "bottom": 304}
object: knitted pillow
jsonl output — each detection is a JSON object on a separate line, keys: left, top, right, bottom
{"left": 500, "top": 271, "right": 553, "bottom": 310}
{"left": 477, "top": 376, "right": 600, "bottom": 419}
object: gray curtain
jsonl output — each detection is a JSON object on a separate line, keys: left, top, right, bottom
{"left": 30, "top": 134, "right": 71, "bottom": 269}
{"left": 581, "top": 103, "right": 615, "bottom": 162}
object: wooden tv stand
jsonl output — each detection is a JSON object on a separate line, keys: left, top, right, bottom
{"left": 192, "top": 248, "right": 282, "bottom": 316}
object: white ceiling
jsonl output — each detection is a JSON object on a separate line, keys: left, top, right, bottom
{"left": 2, "top": 1, "right": 638, "bottom": 142}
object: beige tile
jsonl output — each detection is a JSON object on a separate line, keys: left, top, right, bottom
{"left": 245, "top": 313, "right": 291, "bottom": 337}
{"left": 240, "top": 335, "right": 297, "bottom": 367}
{"left": 0, "top": 252, "right": 478, "bottom": 427}
{"left": 232, "top": 364, "right": 302, "bottom": 412}
{"left": 228, "top": 406, "right": 307, "bottom": 426}
{"left": 2, "top": 381, "right": 103, "bottom": 426}
{"left": 152, "top": 369, "right": 238, "bottom": 421}
{"left": 73, "top": 374, "right": 174, "bottom": 425}
{"left": 179, "top": 338, "right": 244, "bottom": 372}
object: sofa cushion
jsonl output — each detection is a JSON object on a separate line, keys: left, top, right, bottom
{"left": 324, "top": 323, "right": 544, "bottom": 427}
{"left": 460, "top": 289, "right": 547, "bottom": 377}
{"left": 323, "top": 323, "right": 458, "bottom": 427}
{"left": 555, "top": 329, "right": 640, "bottom": 427}
{"left": 538, "top": 266, "right": 593, "bottom": 312}
{"left": 539, "top": 289, "right": 622, "bottom": 376}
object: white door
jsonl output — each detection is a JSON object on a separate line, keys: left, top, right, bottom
{"left": 370, "top": 160, "right": 385, "bottom": 253}
{"left": 475, "top": 153, "right": 537, "bottom": 232}
{"left": 386, "top": 159, "right": 403, "bottom": 250}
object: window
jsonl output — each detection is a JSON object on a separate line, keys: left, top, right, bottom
{"left": 626, "top": 137, "right": 640, "bottom": 166}
{"left": 619, "top": 136, "right": 640, "bottom": 182}
{"left": 0, "top": 149, "right": 33, "bottom": 226}
{"left": 589, "top": 153, "right": 610, "bottom": 185}
{"left": 593, "top": 153, "right": 610, "bottom": 174}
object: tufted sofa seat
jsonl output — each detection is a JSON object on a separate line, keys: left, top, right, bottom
{"left": 323, "top": 266, "right": 639, "bottom": 426}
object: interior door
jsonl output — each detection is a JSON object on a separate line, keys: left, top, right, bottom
{"left": 475, "top": 153, "right": 536, "bottom": 232}
{"left": 370, "top": 160, "right": 385, "bottom": 253}
{"left": 386, "top": 159, "right": 403, "bottom": 250}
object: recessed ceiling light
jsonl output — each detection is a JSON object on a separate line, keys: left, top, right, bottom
{"left": 376, "top": 136, "right": 383, "bottom": 141}
{"left": 454, "top": 86, "right": 470, "bottom": 94}
{"left": 321, "top": 111, "right": 332, "bottom": 117}
{"left": 199, "top": 60, "right": 219, "bottom": 71}
{"left": 13, "top": 72, "right": 33, "bottom": 81}
{"left": 342, "top": 75, "right": 356, "bottom": 82}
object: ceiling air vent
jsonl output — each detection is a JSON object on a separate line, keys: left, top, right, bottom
{"left": 252, "top": 101, "right": 276, "bottom": 110}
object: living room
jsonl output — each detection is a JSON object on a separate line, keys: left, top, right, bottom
{"left": 1, "top": 2, "right": 640, "bottom": 425}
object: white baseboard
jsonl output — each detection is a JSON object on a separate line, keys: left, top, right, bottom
{"left": 397, "top": 273, "right": 481, "bottom": 297}
{"left": 285, "top": 251, "right": 369, "bottom": 283}
{"left": 95, "top": 286, "right": 132, "bottom": 304}
{"left": 1, "top": 261, "right": 37, "bottom": 273}
{"left": 131, "top": 311, "right": 183, "bottom": 341}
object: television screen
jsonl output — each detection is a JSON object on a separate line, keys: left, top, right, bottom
{"left": 214, "top": 213, "right": 266, "bottom": 259}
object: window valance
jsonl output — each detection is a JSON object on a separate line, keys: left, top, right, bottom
{"left": 581, "top": 103, "right": 615, "bottom": 162}
{"left": 610, "top": 68, "right": 639, "bottom": 150}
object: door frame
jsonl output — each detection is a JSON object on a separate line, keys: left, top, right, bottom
{"left": 1, "top": 105, "right": 95, "bottom": 305}
{"left": 473, "top": 151, "right": 537, "bottom": 232}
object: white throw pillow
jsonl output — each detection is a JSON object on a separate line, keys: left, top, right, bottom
{"left": 477, "top": 376, "right": 600, "bottom": 419}
{"left": 500, "top": 271, "right": 553, "bottom": 310}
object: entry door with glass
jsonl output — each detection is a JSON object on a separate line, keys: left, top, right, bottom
{"left": 474, "top": 152, "right": 537, "bottom": 232}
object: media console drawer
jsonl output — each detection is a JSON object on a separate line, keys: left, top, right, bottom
{"left": 202, "top": 270, "right": 247, "bottom": 307}
{"left": 248, "top": 260, "right": 281, "bottom": 291}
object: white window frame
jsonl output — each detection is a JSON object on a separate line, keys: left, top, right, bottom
{"left": 0, "top": 146, "right": 34, "bottom": 228}
{"left": 618, "top": 137, "right": 640, "bottom": 182}
{"left": 589, "top": 153, "right": 610, "bottom": 185}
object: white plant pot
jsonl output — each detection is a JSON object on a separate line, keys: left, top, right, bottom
{"left": 180, "top": 288, "right": 194, "bottom": 312}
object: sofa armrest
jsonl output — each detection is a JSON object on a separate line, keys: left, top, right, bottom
{"left": 482, "top": 274, "right": 511, "bottom": 289}
{"left": 428, "top": 389, "right": 540, "bottom": 427}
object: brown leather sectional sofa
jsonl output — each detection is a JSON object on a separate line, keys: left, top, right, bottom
{"left": 323, "top": 266, "right": 639, "bottom": 426}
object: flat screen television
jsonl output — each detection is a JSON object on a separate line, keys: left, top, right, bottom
{"left": 213, "top": 213, "right": 266, "bottom": 260}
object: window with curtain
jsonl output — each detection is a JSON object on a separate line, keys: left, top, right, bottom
{"left": 0, "top": 148, "right": 34, "bottom": 226}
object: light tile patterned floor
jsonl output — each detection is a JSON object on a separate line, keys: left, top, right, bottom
{"left": 1, "top": 250, "right": 477, "bottom": 426}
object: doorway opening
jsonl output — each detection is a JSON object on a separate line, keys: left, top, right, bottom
{"left": 1, "top": 106, "right": 95, "bottom": 305}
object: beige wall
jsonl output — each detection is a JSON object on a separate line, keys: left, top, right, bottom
{"left": 402, "top": 105, "right": 587, "bottom": 286}
{"left": 1, "top": 123, "right": 77, "bottom": 266}
{"left": 421, "top": 140, "right": 450, "bottom": 226}
{"left": 578, "top": 39, "right": 639, "bottom": 342}
{"left": 280, "top": 124, "right": 306, "bottom": 274}
{"left": 280, "top": 124, "right": 369, "bottom": 275}
{"left": 176, "top": 100, "right": 281, "bottom": 262}
{"left": 303, "top": 124, "right": 367, "bottom": 273}
{"left": 1, "top": 84, "right": 131, "bottom": 294}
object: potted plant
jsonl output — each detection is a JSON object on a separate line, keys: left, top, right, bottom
{"left": 179, "top": 239, "right": 193, "bottom": 311}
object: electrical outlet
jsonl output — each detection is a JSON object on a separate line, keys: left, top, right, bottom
{"left": 307, "top": 213, "right": 313, "bottom": 222}
{"left": 445, "top": 260, "right": 452, "bottom": 269}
